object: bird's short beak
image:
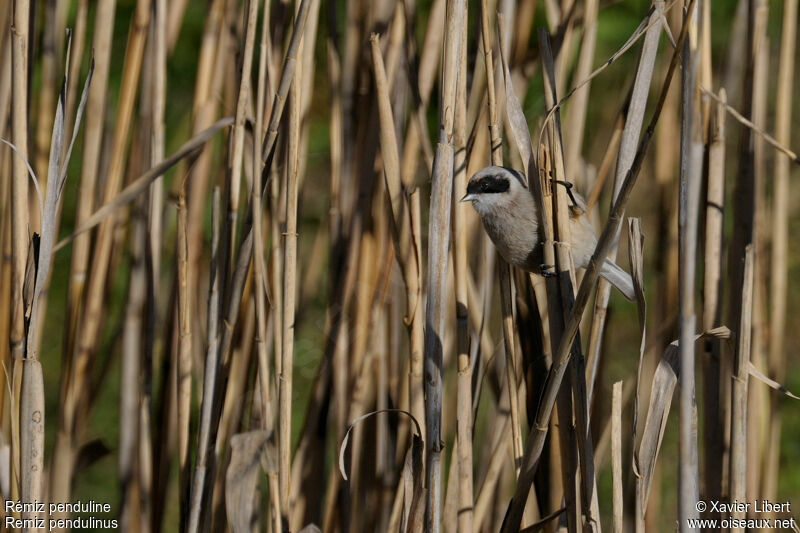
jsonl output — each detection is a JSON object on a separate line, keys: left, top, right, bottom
{"left": 460, "top": 193, "right": 476, "bottom": 203}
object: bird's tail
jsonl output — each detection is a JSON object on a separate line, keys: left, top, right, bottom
{"left": 600, "top": 260, "right": 635, "bottom": 301}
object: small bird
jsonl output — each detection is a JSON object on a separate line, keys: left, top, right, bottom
{"left": 461, "top": 165, "right": 635, "bottom": 301}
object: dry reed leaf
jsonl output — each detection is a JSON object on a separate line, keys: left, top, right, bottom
{"left": 748, "top": 363, "right": 800, "bottom": 401}
{"left": 338, "top": 409, "right": 422, "bottom": 482}
{"left": 53, "top": 116, "right": 234, "bottom": 252}
{"left": 298, "top": 525, "right": 322, "bottom": 533}
{"left": 628, "top": 217, "right": 646, "bottom": 461}
{"left": 27, "top": 54, "right": 93, "bottom": 353}
{"left": 225, "top": 430, "right": 275, "bottom": 533}
{"left": 0, "top": 139, "right": 43, "bottom": 215}
{"left": 403, "top": 432, "right": 425, "bottom": 533}
{"left": 637, "top": 326, "right": 730, "bottom": 507}
{"left": 498, "top": 17, "right": 532, "bottom": 183}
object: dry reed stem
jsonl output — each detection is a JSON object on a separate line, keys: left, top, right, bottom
{"left": 768, "top": 0, "right": 796, "bottom": 384}
{"left": 19, "top": 358, "right": 43, "bottom": 522}
{"left": 452, "top": 7, "right": 473, "bottom": 530}
{"left": 33, "top": 0, "right": 57, "bottom": 226}
{"left": 479, "top": 0, "right": 502, "bottom": 167}
{"left": 260, "top": 0, "right": 312, "bottom": 167}
{"left": 563, "top": 0, "right": 598, "bottom": 182}
{"left": 585, "top": 110, "right": 625, "bottom": 213}
{"left": 495, "top": 14, "right": 526, "bottom": 482}
{"left": 677, "top": 0, "right": 702, "bottom": 526}
{"left": 729, "top": 246, "right": 754, "bottom": 531}
{"left": 763, "top": 0, "right": 797, "bottom": 515}
{"left": 50, "top": 0, "right": 113, "bottom": 514}
{"left": 501, "top": 4, "right": 695, "bottom": 528}
{"left": 701, "top": 89, "right": 726, "bottom": 509}
{"left": 252, "top": 0, "right": 273, "bottom": 442}
{"left": 539, "top": 29, "right": 584, "bottom": 533}
{"left": 585, "top": 0, "right": 663, "bottom": 408}
{"left": 10, "top": 0, "right": 30, "bottom": 369}
{"left": 422, "top": 0, "right": 465, "bottom": 529}
{"left": 120, "top": 194, "right": 147, "bottom": 531}
{"left": 62, "top": 6, "right": 150, "bottom": 506}
{"left": 611, "top": 380, "right": 623, "bottom": 533}
{"left": 724, "top": 0, "right": 766, "bottom": 513}
{"left": 187, "top": 188, "right": 221, "bottom": 533}
{"left": 226, "top": 0, "right": 260, "bottom": 293}
{"left": 1, "top": 1, "right": 796, "bottom": 530}
{"left": 176, "top": 186, "right": 192, "bottom": 528}
{"left": 369, "top": 34, "right": 425, "bottom": 457}
{"left": 280, "top": 24, "right": 300, "bottom": 530}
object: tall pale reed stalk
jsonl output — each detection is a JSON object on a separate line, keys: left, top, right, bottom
{"left": 424, "top": 0, "right": 464, "bottom": 530}
{"left": 729, "top": 246, "right": 754, "bottom": 531}
{"left": 452, "top": 8, "right": 473, "bottom": 532}
{"left": 280, "top": 8, "right": 302, "bottom": 524}
{"left": 765, "top": 0, "right": 796, "bottom": 511}
{"left": 702, "top": 89, "right": 726, "bottom": 512}
{"left": 677, "top": 1, "right": 702, "bottom": 527}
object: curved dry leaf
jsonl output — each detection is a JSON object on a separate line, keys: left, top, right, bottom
{"left": 0, "top": 139, "right": 43, "bottom": 216}
{"left": 637, "top": 326, "right": 731, "bottom": 507}
{"left": 338, "top": 409, "right": 422, "bottom": 482}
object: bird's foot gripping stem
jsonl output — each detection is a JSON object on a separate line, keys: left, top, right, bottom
{"left": 539, "top": 264, "right": 557, "bottom": 278}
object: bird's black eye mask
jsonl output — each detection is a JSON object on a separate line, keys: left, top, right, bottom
{"left": 466, "top": 174, "right": 510, "bottom": 195}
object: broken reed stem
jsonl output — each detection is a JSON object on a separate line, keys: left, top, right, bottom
{"left": 501, "top": 3, "right": 695, "bottom": 528}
